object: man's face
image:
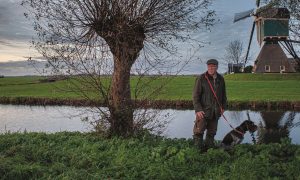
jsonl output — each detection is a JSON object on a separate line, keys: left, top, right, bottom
{"left": 207, "top": 64, "right": 218, "bottom": 75}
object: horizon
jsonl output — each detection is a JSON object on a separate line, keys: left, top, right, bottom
{"left": 0, "top": 0, "right": 270, "bottom": 76}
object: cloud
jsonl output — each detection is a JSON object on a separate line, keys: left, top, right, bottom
{"left": 0, "top": 40, "right": 12, "bottom": 46}
{"left": 0, "top": 0, "right": 37, "bottom": 62}
{"left": 0, "top": 60, "right": 46, "bottom": 76}
{"left": 0, "top": 0, "right": 34, "bottom": 40}
{"left": 0, "top": 40, "right": 22, "bottom": 48}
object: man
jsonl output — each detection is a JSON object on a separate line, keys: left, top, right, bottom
{"left": 193, "top": 59, "right": 227, "bottom": 150}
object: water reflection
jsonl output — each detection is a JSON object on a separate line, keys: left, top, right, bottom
{"left": 0, "top": 105, "right": 299, "bottom": 144}
{"left": 162, "top": 110, "right": 300, "bottom": 144}
{"left": 257, "top": 111, "right": 297, "bottom": 144}
{"left": 0, "top": 105, "right": 93, "bottom": 133}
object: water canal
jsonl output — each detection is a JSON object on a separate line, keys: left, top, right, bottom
{"left": 0, "top": 104, "right": 299, "bottom": 144}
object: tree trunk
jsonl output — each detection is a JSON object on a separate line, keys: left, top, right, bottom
{"left": 106, "top": 37, "right": 144, "bottom": 136}
{"left": 109, "top": 57, "right": 133, "bottom": 136}
{"left": 101, "top": 22, "right": 145, "bottom": 136}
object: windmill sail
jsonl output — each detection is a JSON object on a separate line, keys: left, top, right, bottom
{"left": 245, "top": 22, "right": 256, "bottom": 63}
{"left": 233, "top": 9, "right": 254, "bottom": 22}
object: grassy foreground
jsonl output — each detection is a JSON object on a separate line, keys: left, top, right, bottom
{"left": 0, "top": 132, "right": 299, "bottom": 179}
{"left": 0, "top": 74, "right": 300, "bottom": 102}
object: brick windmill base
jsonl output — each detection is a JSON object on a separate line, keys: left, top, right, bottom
{"left": 253, "top": 43, "right": 296, "bottom": 73}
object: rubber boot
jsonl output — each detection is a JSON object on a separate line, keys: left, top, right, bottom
{"left": 205, "top": 134, "right": 215, "bottom": 149}
{"left": 193, "top": 134, "right": 204, "bottom": 151}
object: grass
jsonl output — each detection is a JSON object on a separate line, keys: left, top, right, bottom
{"left": 0, "top": 76, "right": 85, "bottom": 99}
{"left": 224, "top": 74, "right": 300, "bottom": 102}
{"left": 0, "top": 132, "right": 299, "bottom": 179}
{"left": 0, "top": 74, "right": 300, "bottom": 102}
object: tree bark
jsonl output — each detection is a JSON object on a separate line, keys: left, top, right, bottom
{"left": 106, "top": 32, "right": 144, "bottom": 136}
{"left": 109, "top": 57, "right": 134, "bottom": 136}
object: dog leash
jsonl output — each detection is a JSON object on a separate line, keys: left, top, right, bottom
{"left": 204, "top": 74, "right": 244, "bottom": 136}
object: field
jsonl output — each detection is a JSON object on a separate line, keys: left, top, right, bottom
{"left": 0, "top": 132, "right": 299, "bottom": 179}
{"left": 0, "top": 73, "right": 300, "bottom": 102}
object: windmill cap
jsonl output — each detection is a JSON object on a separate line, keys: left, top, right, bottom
{"left": 206, "top": 59, "right": 218, "bottom": 65}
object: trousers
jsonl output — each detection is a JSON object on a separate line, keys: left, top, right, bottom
{"left": 193, "top": 113, "right": 218, "bottom": 136}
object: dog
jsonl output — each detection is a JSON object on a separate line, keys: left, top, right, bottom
{"left": 221, "top": 120, "right": 258, "bottom": 147}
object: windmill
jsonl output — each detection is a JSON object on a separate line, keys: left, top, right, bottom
{"left": 234, "top": 0, "right": 300, "bottom": 73}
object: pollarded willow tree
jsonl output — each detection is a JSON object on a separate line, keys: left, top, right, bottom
{"left": 22, "top": 0, "right": 215, "bottom": 136}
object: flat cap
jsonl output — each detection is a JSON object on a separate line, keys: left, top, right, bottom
{"left": 206, "top": 59, "right": 218, "bottom": 65}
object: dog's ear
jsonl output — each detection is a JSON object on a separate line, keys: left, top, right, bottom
{"left": 249, "top": 121, "right": 255, "bottom": 126}
{"left": 244, "top": 120, "right": 254, "bottom": 125}
{"left": 241, "top": 120, "right": 250, "bottom": 126}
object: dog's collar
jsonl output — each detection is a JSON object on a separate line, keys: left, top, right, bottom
{"left": 234, "top": 128, "right": 245, "bottom": 135}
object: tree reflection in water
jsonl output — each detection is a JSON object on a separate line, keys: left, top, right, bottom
{"left": 257, "top": 111, "right": 297, "bottom": 144}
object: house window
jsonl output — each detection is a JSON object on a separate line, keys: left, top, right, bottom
{"left": 265, "top": 65, "right": 270, "bottom": 72}
{"left": 280, "top": 66, "right": 285, "bottom": 72}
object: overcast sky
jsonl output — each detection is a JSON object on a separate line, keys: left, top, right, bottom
{"left": 0, "top": 0, "right": 260, "bottom": 75}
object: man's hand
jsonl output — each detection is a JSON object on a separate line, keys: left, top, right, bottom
{"left": 196, "top": 111, "right": 205, "bottom": 119}
{"left": 221, "top": 108, "right": 224, "bottom": 115}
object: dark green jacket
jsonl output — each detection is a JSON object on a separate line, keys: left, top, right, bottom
{"left": 193, "top": 72, "right": 227, "bottom": 119}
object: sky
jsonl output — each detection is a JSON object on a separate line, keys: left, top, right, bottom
{"left": 0, "top": 0, "right": 260, "bottom": 76}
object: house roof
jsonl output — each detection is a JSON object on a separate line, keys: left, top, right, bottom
{"left": 256, "top": 8, "right": 290, "bottom": 19}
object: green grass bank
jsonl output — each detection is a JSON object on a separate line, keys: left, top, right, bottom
{"left": 0, "top": 132, "right": 299, "bottom": 179}
{"left": 0, "top": 74, "right": 300, "bottom": 109}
